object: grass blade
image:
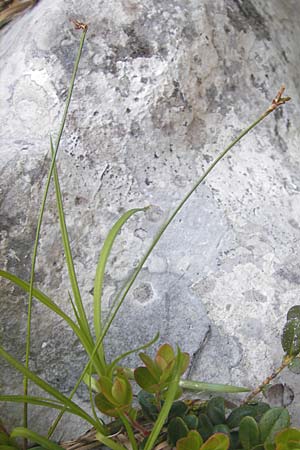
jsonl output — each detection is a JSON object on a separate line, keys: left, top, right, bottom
{"left": 11, "top": 428, "right": 63, "bottom": 450}
{"left": 0, "top": 395, "right": 69, "bottom": 411}
{"left": 0, "top": 270, "right": 95, "bottom": 363}
{"left": 0, "top": 346, "right": 102, "bottom": 432}
{"left": 95, "top": 432, "right": 127, "bottom": 450}
{"left": 179, "top": 379, "right": 250, "bottom": 393}
{"left": 93, "top": 207, "right": 149, "bottom": 361}
{"left": 51, "top": 139, "right": 93, "bottom": 352}
{"left": 23, "top": 24, "right": 88, "bottom": 439}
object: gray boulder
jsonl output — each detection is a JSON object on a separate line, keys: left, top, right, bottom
{"left": 1, "top": 0, "right": 300, "bottom": 441}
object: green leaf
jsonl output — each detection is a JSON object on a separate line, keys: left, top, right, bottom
{"left": 180, "top": 379, "right": 250, "bottom": 394}
{"left": 93, "top": 207, "right": 147, "bottom": 341}
{"left": 112, "top": 376, "right": 132, "bottom": 406}
{"left": 184, "top": 415, "right": 199, "bottom": 430}
{"left": 0, "top": 432, "right": 17, "bottom": 449}
{"left": 134, "top": 367, "right": 159, "bottom": 393}
{"left": 180, "top": 352, "right": 190, "bottom": 375}
{"left": 139, "top": 352, "right": 161, "bottom": 379}
{"left": 288, "top": 357, "right": 300, "bottom": 374}
{"left": 281, "top": 319, "right": 300, "bottom": 356}
{"left": 94, "top": 393, "right": 119, "bottom": 417}
{"left": 0, "top": 270, "right": 95, "bottom": 365}
{"left": 10, "top": 428, "right": 63, "bottom": 450}
{"left": 239, "top": 416, "right": 260, "bottom": 450}
{"left": 143, "top": 347, "right": 184, "bottom": 450}
{"left": 198, "top": 414, "right": 214, "bottom": 441}
{"left": 275, "top": 428, "right": 300, "bottom": 450}
{"left": 0, "top": 346, "right": 101, "bottom": 431}
{"left": 207, "top": 397, "right": 226, "bottom": 425}
{"left": 200, "top": 433, "right": 230, "bottom": 450}
{"left": 287, "top": 306, "right": 300, "bottom": 321}
{"left": 96, "top": 431, "right": 128, "bottom": 450}
{"left": 52, "top": 149, "right": 93, "bottom": 350}
{"left": 159, "top": 359, "right": 176, "bottom": 385}
{"left": 259, "top": 407, "right": 290, "bottom": 449}
{"left": 227, "top": 405, "right": 263, "bottom": 429}
{"left": 97, "top": 376, "right": 116, "bottom": 405}
{"left": 213, "top": 425, "right": 230, "bottom": 436}
{"left": 137, "top": 391, "right": 159, "bottom": 421}
{"left": 176, "top": 430, "right": 203, "bottom": 450}
{"left": 0, "top": 446, "right": 20, "bottom": 450}
{"left": 229, "top": 431, "right": 240, "bottom": 450}
{"left": 156, "top": 344, "right": 175, "bottom": 367}
{"left": 168, "top": 401, "right": 189, "bottom": 419}
{"left": 82, "top": 374, "right": 101, "bottom": 392}
{"left": 168, "top": 417, "right": 189, "bottom": 446}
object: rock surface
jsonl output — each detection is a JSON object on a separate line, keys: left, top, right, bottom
{"left": 1, "top": 0, "right": 300, "bottom": 441}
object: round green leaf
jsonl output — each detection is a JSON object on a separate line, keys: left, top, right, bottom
{"left": 213, "top": 425, "right": 230, "bottom": 436}
{"left": 156, "top": 344, "right": 175, "bottom": 368}
{"left": 94, "top": 393, "right": 119, "bottom": 417}
{"left": 200, "top": 433, "right": 230, "bottom": 450}
{"left": 198, "top": 414, "right": 214, "bottom": 441}
{"left": 111, "top": 376, "right": 132, "bottom": 406}
{"left": 137, "top": 390, "right": 159, "bottom": 421}
{"left": 168, "top": 417, "right": 189, "bottom": 446}
{"left": 207, "top": 397, "right": 226, "bottom": 425}
{"left": 281, "top": 319, "right": 300, "bottom": 356}
{"left": 168, "top": 401, "right": 188, "bottom": 419}
{"left": 287, "top": 306, "right": 300, "bottom": 321}
{"left": 177, "top": 430, "right": 203, "bottom": 450}
{"left": 259, "top": 407, "right": 290, "bottom": 446}
{"left": 226, "top": 405, "right": 256, "bottom": 429}
{"left": 134, "top": 367, "right": 159, "bottom": 393}
{"left": 184, "top": 414, "right": 199, "bottom": 430}
{"left": 239, "top": 416, "right": 260, "bottom": 450}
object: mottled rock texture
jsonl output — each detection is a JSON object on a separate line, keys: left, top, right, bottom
{"left": 1, "top": 0, "right": 300, "bottom": 441}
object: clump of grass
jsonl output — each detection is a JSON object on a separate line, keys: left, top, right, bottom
{"left": 0, "top": 21, "right": 298, "bottom": 450}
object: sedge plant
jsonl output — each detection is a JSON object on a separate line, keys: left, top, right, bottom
{"left": 0, "top": 21, "right": 298, "bottom": 450}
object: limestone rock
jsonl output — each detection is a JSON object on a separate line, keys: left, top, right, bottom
{"left": 1, "top": 0, "right": 300, "bottom": 440}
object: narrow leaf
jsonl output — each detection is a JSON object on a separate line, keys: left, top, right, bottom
{"left": 107, "top": 332, "right": 159, "bottom": 377}
{"left": 93, "top": 207, "right": 147, "bottom": 342}
{"left": 0, "top": 346, "right": 101, "bottom": 431}
{"left": 10, "top": 428, "right": 63, "bottom": 450}
{"left": 179, "top": 379, "right": 250, "bottom": 393}
{"left": 52, "top": 142, "right": 94, "bottom": 351}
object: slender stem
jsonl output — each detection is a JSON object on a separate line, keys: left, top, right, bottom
{"left": 23, "top": 26, "right": 88, "bottom": 449}
{"left": 118, "top": 412, "right": 138, "bottom": 450}
{"left": 242, "top": 354, "right": 294, "bottom": 404}
{"left": 125, "top": 412, "right": 150, "bottom": 437}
